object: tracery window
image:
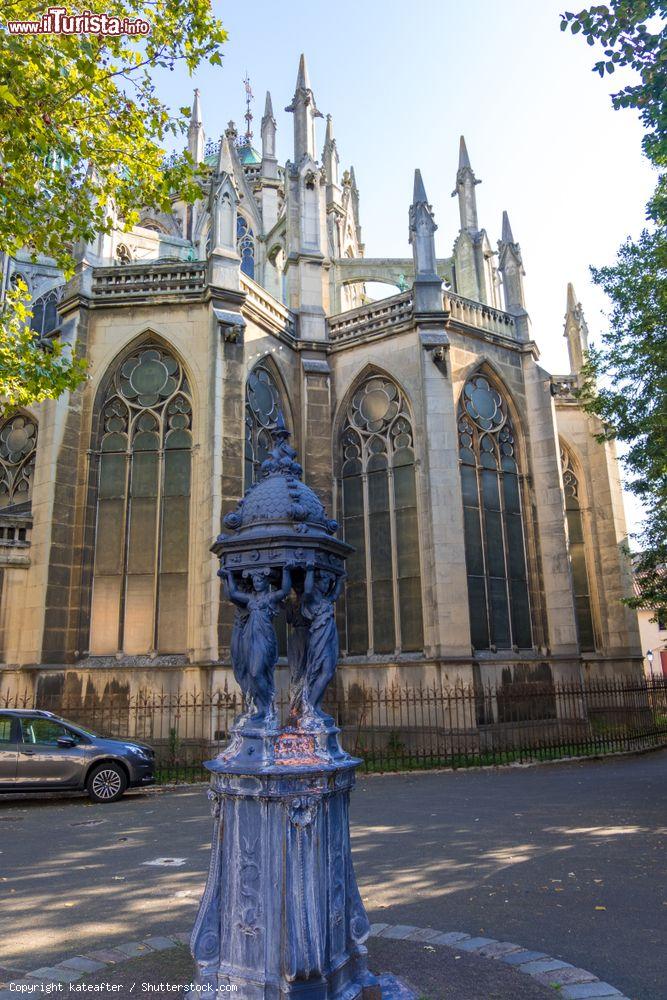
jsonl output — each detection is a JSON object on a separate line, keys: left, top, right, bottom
{"left": 244, "top": 363, "right": 283, "bottom": 489}
{"left": 89, "top": 345, "right": 192, "bottom": 656}
{"left": 458, "top": 374, "right": 532, "bottom": 650}
{"left": 339, "top": 375, "right": 423, "bottom": 654}
{"left": 0, "top": 414, "right": 38, "bottom": 510}
{"left": 561, "top": 445, "right": 596, "bottom": 651}
{"left": 30, "top": 288, "right": 60, "bottom": 338}
{"left": 237, "top": 215, "right": 255, "bottom": 279}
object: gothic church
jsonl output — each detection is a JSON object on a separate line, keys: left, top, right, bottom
{"left": 0, "top": 56, "right": 642, "bottom": 706}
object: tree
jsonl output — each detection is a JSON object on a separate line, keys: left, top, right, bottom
{"left": 562, "top": 3, "right": 667, "bottom": 619}
{"left": 0, "top": 1, "right": 227, "bottom": 409}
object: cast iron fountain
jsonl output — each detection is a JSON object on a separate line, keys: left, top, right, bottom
{"left": 191, "top": 414, "right": 390, "bottom": 998}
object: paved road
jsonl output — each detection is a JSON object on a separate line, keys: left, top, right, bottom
{"left": 0, "top": 751, "right": 665, "bottom": 999}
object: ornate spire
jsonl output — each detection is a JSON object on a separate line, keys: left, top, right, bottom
{"left": 497, "top": 209, "right": 524, "bottom": 307}
{"left": 409, "top": 169, "right": 438, "bottom": 270}
{"left": 242, "top": 73, "right": 254, "bottom": 144}
{"left": 323, "top": 114, "right": 339, "bottom": 187}
{"left": 501, "top": 209, "right": 514, "bottom": 244}
{"left": 187, "top": 88, "right": 205, "bottom": 165}
{"left": 216, "top": 131, "right": 234, "bottom": 177}
{"left": 285, "top": 53, "right": 322, "bottom": 162}
{"left": 564, "top": 282, "right": 589, "bottom": 374}
{"left": 261, "top": 90, "right": 277, "bottom": 168}
{"left": 409, "top": 169, "right": 442, "bottom": 311}
{"left": 497, "top": 210, "right": 529, "bottom": 338}
{"left": 452, "top": 135, "right": 480, "bottom": 232}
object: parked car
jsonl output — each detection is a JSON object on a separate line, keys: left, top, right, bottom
{"left": 0, "top": 709, "right": 155, "bottom": 802}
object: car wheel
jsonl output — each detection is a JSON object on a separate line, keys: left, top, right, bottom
{"left": 86, "top": 763, "right": 127, "bottom": 803}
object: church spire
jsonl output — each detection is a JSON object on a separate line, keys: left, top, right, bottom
{"left": 260, "top": 91, "right": 279, "bottom": 232}
{"left": 187, "top": 88, "right": 205, "bottom": 165}
{"left": 409, "top": 169, "right": 442, "bottom": 312}
{"left": 261, "top": 90, "right": 277, "bottom": 171}
{"left": 242, "top": 74, "right": 254, "bottom": 144}
{"left": 285, "top": 53, "right": 323, "bottom": 162}
{"left": 563, "top": 282, "right": 589, "bottom": 374}
{"left": 216, "top": 129, "right": 235, "bottom": 177}
{"left": 452, "top": 135, "right": 480, "bottom": 232}
{"left": 497, "top": 210, "right": 529, "bottom": 339}
{"left": 322, "top": 114, "right": 339, "bottom": 187}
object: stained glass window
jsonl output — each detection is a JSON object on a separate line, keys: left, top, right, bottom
{"left": 237, "top": 215, "right": 255, "bottom": 279}
{"left": 339, "top": 375, "right": 423, "bottom": 654}
{"left": 89, "top": 345, "right": 192, "bottom": 655}
{"left": 561, "top": 445, "right": 596, "bottom": 651}
{"left": 458, "top": 374, "right": 532, "bottom": 650}
{"left": 0, "top": 413, "right": 38, "bottom": 511}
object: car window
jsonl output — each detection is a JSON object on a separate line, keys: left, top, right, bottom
{"left": 0, "top": 717, "right": 14, "bottom": 743}
{"left": 20, "top": 718, "right": 77, "bottom": 746}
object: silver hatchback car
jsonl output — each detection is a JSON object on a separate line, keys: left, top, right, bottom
{"left": 0, "top": 709, "right": 155, "bottom": 802}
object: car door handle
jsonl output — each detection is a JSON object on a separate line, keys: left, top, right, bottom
{"left": 20, "top": 750, "right": 36, "bottom": 756}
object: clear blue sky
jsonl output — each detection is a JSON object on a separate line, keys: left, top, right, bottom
{"left": 155, "top": 0, "right": 655, "bottom": 533}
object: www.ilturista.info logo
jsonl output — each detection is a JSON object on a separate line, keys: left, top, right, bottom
{"left": 5, "top": 7, "right": 151, "bottom": 35}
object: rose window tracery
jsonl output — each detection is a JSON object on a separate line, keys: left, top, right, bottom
{"left": 0, "top": 414, "right": 38, "bottom": 509}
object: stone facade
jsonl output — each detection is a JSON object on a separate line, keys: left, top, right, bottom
{"left": 0, "top": 56, "right": 642, "bottom": 709}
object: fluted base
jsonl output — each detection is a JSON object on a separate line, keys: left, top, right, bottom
{"left": 191, "top": 721, "right": 378, "bottom": 998}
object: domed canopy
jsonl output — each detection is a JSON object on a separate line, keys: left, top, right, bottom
{"left": 211, "top": 414, "right": 352, "bottom": 575}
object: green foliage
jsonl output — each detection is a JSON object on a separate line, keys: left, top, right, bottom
{"left": 562, "top": 3, "right": 667, "bottom": 617}
{"left": 561, "top": 4, "right": 666, "bottom": 168}
{"left": 0, "top": 280, "right": 87, "bottom": 411}
{"left": 0, "top": 1, "right": 226, "bottom": 407}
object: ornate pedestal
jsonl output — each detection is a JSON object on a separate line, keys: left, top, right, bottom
{"left": 191, "top": 721, "right": 379, "bottom": 999}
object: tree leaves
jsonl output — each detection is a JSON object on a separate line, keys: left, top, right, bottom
{"left": 0, "top": 282, "right": 87, "bottom": 412}
{"left": 0, "top": 1, "right": 227, "bottom": 407}
{"left": 563, "top": 2, "right": 667, "bottom": 617}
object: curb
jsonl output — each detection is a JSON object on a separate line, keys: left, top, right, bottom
{"left": 368, "top": 923, "right": 630, "bottom": 999}
{"left": 0, "top": 924, "right": 630, "bottom": 999}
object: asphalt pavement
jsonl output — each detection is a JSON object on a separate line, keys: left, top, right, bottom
{"left": 0, "top": 750, "right": 665, "bottom": 999}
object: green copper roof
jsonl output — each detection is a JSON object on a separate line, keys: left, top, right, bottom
{"left": 204, "top": 140, "right": 261, "bottom": 168}
{"left": 237, "top": 141, "right": 261, "bottom": 165}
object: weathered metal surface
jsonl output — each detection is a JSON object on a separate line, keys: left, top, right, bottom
{"left": 193, "top": 415, "right": 379, "bottom": 997}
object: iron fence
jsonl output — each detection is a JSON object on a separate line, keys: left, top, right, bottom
{"left": 2, "top": 676, "right": 666, "bottom": 782}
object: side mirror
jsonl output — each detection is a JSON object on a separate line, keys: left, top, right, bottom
{"left": 57, "top": 736, "right": 77, "bottom": 748}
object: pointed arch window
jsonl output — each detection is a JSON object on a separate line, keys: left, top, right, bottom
{"left": 244, "top": 363, "right": 284, "bottom": 489}
{"left": 237, "top": 215, "right": 255, "bottom": 279}
{"left": 89, "top": 345, "right": 192, "bottom": 656}
{"left": 30, "top": 288, "right": 61, "bottom": 338}
{"left": 0, "top": 413, "right": 38, "bottom": 511}
{"left": 339, "top": 375, "right": 423, "bottom": 655}
{"left": 561, "top": 446, "right": 596, "bottom": 651}
{"left": 458, "top": 374, "right": 532, "bottom": 650}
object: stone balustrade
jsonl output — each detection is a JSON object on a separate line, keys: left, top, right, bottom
{"left": 240, "top": 274, "right": 296, "bottom": 337}
{"left": 328, "top": 290, "right": 414, "bottom": 343}
{"left": 444, "top": 290, "right": 516, "bottom": 338}
{"left": 92, "top": 261, "right": 207, "bottom": 301}
{"left": 0, "top": 513, "right": 32, "bottom": 548}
